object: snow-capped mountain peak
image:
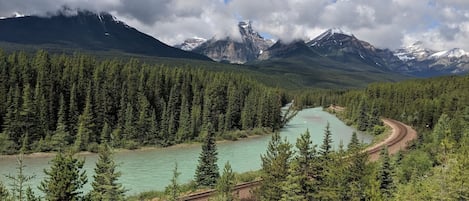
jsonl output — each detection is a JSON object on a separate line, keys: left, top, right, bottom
{"left": 393, "top": 41, "right": 435, "bottom": 61}
{"left": 328, "top": 27, "right": 352, "bottom": 36}
{"left": 174, "top": 37, "right": 207, "bottom": 51}
{"left": 239, "top": 20, "right": 250, "bottom": 29}
{"left": 308, "top": 28, "right": 353, "bottom": 46}
{"left": 429, "top": 48, "right": 468, "bottom": 59}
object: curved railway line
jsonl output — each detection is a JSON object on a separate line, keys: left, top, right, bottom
{"left": 178, "top": 118, "right": 417, "bottom": 201}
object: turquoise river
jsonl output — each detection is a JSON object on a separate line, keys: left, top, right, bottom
{"left": 0, "top": 107, "right": 372, "bottom": 196}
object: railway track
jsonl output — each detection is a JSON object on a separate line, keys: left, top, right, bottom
{"left": 365, "top": 118, "right": 408, "bottom": 155}
{"left": 180, "top": 118, "right": 416, "bottom": 201}
{"left": 181, "top": 180, "right": 261, "bottom": 201}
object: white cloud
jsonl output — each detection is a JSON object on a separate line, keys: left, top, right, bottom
{"left": 1, "top": 0, "right": 469, "bottom": 50}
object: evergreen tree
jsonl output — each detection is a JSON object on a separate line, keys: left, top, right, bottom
{"left": 357, "top": 100, "right": 368, "bottom": 131}
{"left": 315, "top": 123, "right": 337, "bottom": 200}
{"left": 344, "top": 144, "right": 368, "bottom": 200}
{"left": 194, "top": 123, "right": 219, "bottom": 187}
{"left": 320, "top": 122, "right": 333, "bottom": 159}
{"left": 165, "top": 163, "right": 181, "bottom": 201}
{"left": 378, "top": 146, "right": 394, "bottom": 199}
{"left": 280, "top": 161, "right": 307, "bottom": 201}
{"left": 99, "top": 122, "right": 112, "bottom": 145}
{"left": 39, "top": 151, "right": 87, "bottom": 201}
{"left": 0, "top": 181, "right": 10, "bottom": 201}
{"left": 135, "top": 93, "right": 153, "bottom": 144}
{"left": 215, "top": 161, "right": 236, "bottom": 201}
{"left": 90, "top": 143, "right": 125, "bottom": 201}
{"left": 292, "top": 129, "right": 316, "bottom": 200}
{"left": 122, "top": 103, "right": 136, "bottom": 142}
{"left": 176, "top": 95, "right": 191, "bottom": 142}
{"left": 68, "top": 83, "right": 79, "bottom": 136}
{"left": 1, "top": 85, "right": 21, "bottom": 153}
{"left": 369, "top": 104, "right": 382, "bottom": 127}
{"left": 5, "top": 152, "right": 34, "bottom": 201}
{"left": 51, "top": 94, "right": 71, "bottom": 150}
{"left": 260, "top": 132, "right": 293, "bottom": 201}
{"left": 19, "top": 84, "right": 39, "bottom": 148}
{"left": 74, "top": 84, "right": 95, "bottom": 151}
{"left": 347, "top": 131, "right": 361, "bottom": 151}
{"left": 25, "top": 186, "right": 39, "bottom": 201}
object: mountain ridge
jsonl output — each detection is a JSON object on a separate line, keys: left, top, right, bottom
{"left": 0, "top": 10, "right": 211, "bottom": 61}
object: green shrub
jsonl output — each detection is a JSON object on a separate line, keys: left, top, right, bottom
{"left": 373, "top": 125, "right": 386, "bottom": 135}
{"left": 86, "top": 142, "right": 99, "bottom": 153}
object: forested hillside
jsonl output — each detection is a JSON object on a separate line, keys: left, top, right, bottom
{"left": 276, "top": 75, "right": 469, "bottom": 200}
{"left": 0, "top": 50, "right": 284, "bottom": 154}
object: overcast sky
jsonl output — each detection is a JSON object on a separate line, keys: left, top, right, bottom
{"left": 1, "top": 0, "right": 469, "bottom": 50}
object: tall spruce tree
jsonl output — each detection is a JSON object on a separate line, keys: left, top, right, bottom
{"left": 39, "top": 151, "right": 87, "bottom": 201}
{"left": 90, "top": 143, "right": 125, "bottom": 201}
{"left": 165, "top": 163, "right": 181, "bottom": 201}
{"left": 74, "top": 83, "right": 95, "bottom": 151}
{"left": 280, "top": 161, "right": 307, "bottom": 201}
{"left": 315, "top": 123, "right": 337, "bottom": 200}
{"left": 260, "top": 132, "right": 293, "bottom": 201}
{"left": 5, "top": 151, "right": 34, "bottom": 201}
{"left": 215, "top": 161, "right": 236, "bottom": 201}
{"left": 320, "top": 122, "right": 333, "bottom": 159}
{"left": 51, "top": 93, "right": 71, "bottom": 150}
{"left": 194, "top": 123, "right": 219, "bottom": 187}
{"left": 292, "top": 129, "right": 316, "bottom": 200}
{"left": 347, "top": 131, "right": 361, "bottom": 152}
{"left": 357, "top": 100, "right": 368, "bottom": 131}
{"left": 378, "top": 146, "right": 394, "bottom": 199}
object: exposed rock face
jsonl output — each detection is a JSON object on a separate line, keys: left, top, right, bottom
{"left": 193, "top": 39, "right": 252, "bottom": 63}
{"left": 187, "top": 21, "right": 274, "bottom": 63}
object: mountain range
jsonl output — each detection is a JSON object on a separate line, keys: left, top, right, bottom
{"left": 0, "top": 10, "right": 467, "bottom": 89}
{"left": 177, "top": 24, "right": 469, "bottom": 77}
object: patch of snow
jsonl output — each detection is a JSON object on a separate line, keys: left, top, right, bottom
{"left": 105, "top": 32, "right": 110, "bottom": 36}
{"left": 394, "top": 53, "right": 415, "bottom": 61}
{"left": 97, "top": 14, "right": 103, "bottom": 22}
{"left": 359, "top": 53, "right": 365, "bottom": 59}
{"left": 309, "top": 27, "right": 352, "bottom": 46}
{"left": 429, "top": 48, "right": 468, "bottom": 59}
{"left": 13, "top": 12, "right": 24, "bottom": 18}
{"left": 177, "top": 37, "right": 207, "bottom": 51}
{"left": 259, "top": 50, "right": 263, "bottom": 54}
{"left": 329, "top": 27, "right": 352, "bottom": 36}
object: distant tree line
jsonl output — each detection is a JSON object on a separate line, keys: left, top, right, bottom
{"left": 0, "top": 50, "right": 284, "bottom": 154}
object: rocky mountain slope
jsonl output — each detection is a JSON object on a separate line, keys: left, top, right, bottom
{"left": 394, "top": 42, "right": 469, "bottom": 76}
{"left": 180, "top": 21, "right": 274, "bottom": 63}
{"left": 306, "top": 28, "right": 405, "bottom": 72}
{"left": 0, "top": 10, "right": 210, "bottom": 60}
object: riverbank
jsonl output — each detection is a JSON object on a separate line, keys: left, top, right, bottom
{"left": 0, "top": 129, "right": 271, "bottom": 160}
{"left": 0, "top": 107, "right": 368, "bottom": 197}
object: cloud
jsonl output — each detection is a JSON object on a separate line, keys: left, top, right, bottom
{"left": 1, "top": 0, "right": 469, "bottom": 50}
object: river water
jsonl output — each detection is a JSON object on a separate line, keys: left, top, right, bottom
{"left": 0, "top": 107, "right": 372, "bottom": 196}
